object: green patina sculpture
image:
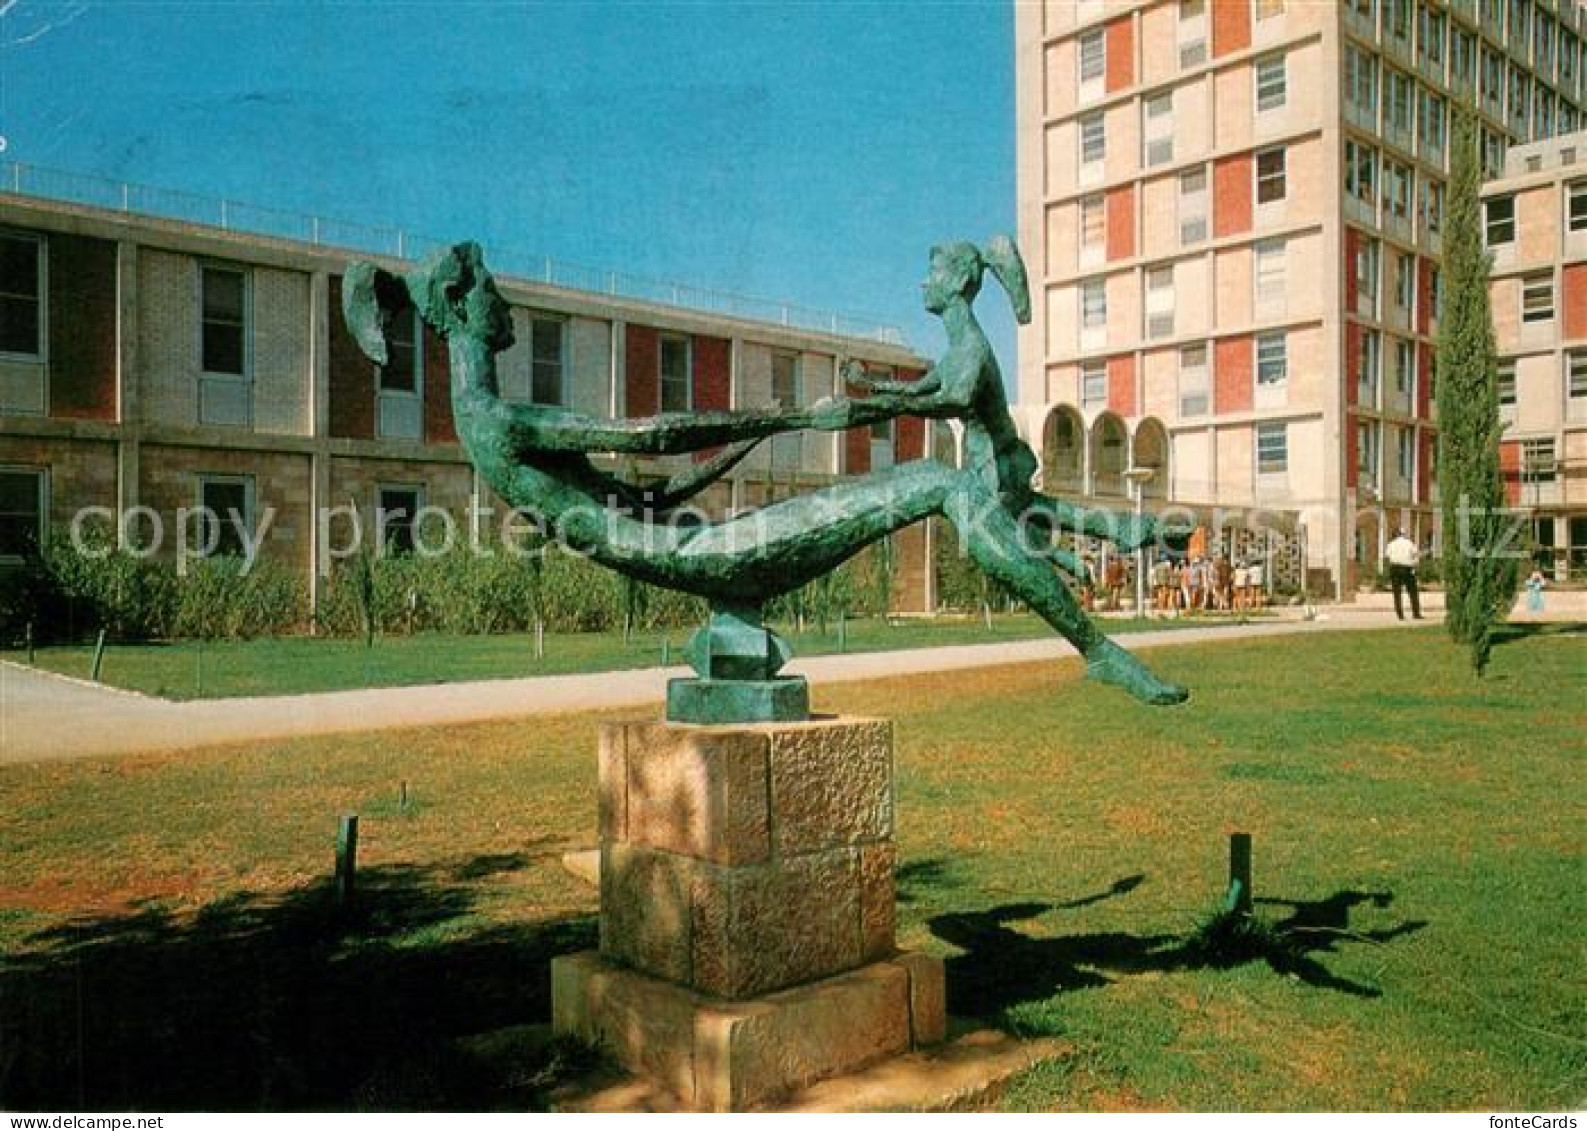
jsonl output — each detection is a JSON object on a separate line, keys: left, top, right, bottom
{"left": 342, "top": 237, "right": 1188, "bottom": 722}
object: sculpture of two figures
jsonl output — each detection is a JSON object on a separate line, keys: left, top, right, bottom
{"left": 343, "top": 236, "right": 1189, "bottom": 722}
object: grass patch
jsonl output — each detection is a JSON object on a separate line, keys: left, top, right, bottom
{"left": 10, "top": 611, "right": 1241, "bottom": 699}
{"left": 0, "top": 625, "right": 1581, "bottom": 1110}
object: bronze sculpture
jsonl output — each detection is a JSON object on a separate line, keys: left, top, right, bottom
{"left": 342, "top": 238, "right": 1187, "bottom": 720}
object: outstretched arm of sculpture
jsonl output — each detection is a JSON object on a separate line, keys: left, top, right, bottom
{"left": 840, "top": 358, "right": 943, "bottom": 397}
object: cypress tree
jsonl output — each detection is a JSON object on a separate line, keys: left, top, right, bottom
{"left": 1435, "top": 109, "right": 1517, "bottom": 674}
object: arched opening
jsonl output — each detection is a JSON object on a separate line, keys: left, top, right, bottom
{"left": 1131, "top": 417, "right": 1170, "bottom": 501}
{"left": 1090, "top": 413, "right": 1128, "bottom": 498}
{"left": 1041, "top": 405, "right": 1085, "bottom": 495}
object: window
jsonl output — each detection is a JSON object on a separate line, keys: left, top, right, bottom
{"left": 1081, "top": 278, "right": 1107, "bottom": 330}
{"left": 1521, "top": 438, "right": 1557, "bottom": 484}
{"left": 1347, "top": 47, "right": 1379, "bottom": 115}
{"left": 1356, "top": 237, "right": 1380, "bottom": 310}
{"left": 1422, "top": 177, "right": 1445, "bottom": 234}
{"left": 1256, "top": 331, "right": 1288, "bottom": 386}
{"left": 1397, "top": 427, "right": 1414, "bottom": 482}
{"left": 380, "top": 308, "right": 420, "bottom": 394}
{"left": 1384, "top": 160, "right": 1412, "bottom": 221}
{"left": 1521, "top": 274, "right": 1554, "bottom": 323}
{"left": 1482, "top": 48, "right": 1504, "bottom": 109}
{"left": 1388, "top": 68, "right": 1413, "bottom": 131}
{"left": 1498, "top": 359, "right": 1518, "bottom": 406}
{"left": 1255, "top": 53, "right": 1287, "bottom": 111}
{"left": 1508, "top": 0, "right": 1529, "bottom": 47}
{"left": 1254, "top": 238, "right": 1286, "bottom": 308}
{"left": 201, "top": 265, "right": 247, "bottom": 377}
{"left": 1179, "top": 168, "right": 1208, "bottom": 244}
{"left": 1388, "top": 0, "right": 1410, "bottom": 39}
{"left": 1178, "top": 344, "right": 1209, "bottom": 417}
{"left": 1081, "top": 360, "right": 1107, "bottom": 408}
{"left": 0, "top": 233, "right": 43, "bottom": 358}
{"left": 659, "top": 334, "right": 691, "bottom": 412}
{"left": 374, "top": 308, "right": 421, "bottom": 439}
{"left": 1145, "top": 266, "right": 1175, "bottom": 339}
{"left": 1419, "top": 88, "right": 1446, "bottom": 152}
{"left": 1569, "top": 182, "right": 1587, "bottom": 233}
{"left": 1357, "top": 420, "right": 1381, "bottom": 486}
{"left": 1256, "top": 423, "right": 1288, "bottom": 475}
{"left": 377, "top": 485, "right": 423, "bottom": 557}
{"left": 1345, "top": 140, "right": 1377, "bottom": 206}
{"left": 1395, "top": 251, "right": 1415, "bottom": 312}
{"left": 1358, "top": 328, "right": 1381, "bottom": 405}
{"left": 771, "top": 351, "right": 801, "bottom": 408}
{"left": 1179, "top": 0, "right": 1208, "bottom": 68}
{"left": 1430, "top": 266, "right": 1443, "bottom": 322}
{"left": 1080, "top": 194, "right": 1106, "bottom": 258}
{"left": 1143, "top": 93, "right": 1174, "bottom": 166}
{"left": 1418, "top": 6, "right": 1445, "bottom": 68}
{"left": 0, "top": 467, "right": 44, "bottom": 561}
{"left": 1485, "top": 196, "right": 1516, "bottom": 246}
{"left": 1483, "top": 130, "right": 1507, "bottom": 180}
{"left": 529, "top": 316, "right": 565, "bottom": 406}
{"left": 1256, "top": 0, "right": 1284, "bottom": 18}
{"left": 1078, "top": 29, "right": 1106, "bottom": 90}
{"left": 1453, "top": 28, "right": 1476, "bottom": 86}
{"left": 1256, "top": 146, "right": 1287, "bottom": 204}
{"left": 1567, "top": 352, "right": 1587, "bottom": 402}
{"left": 1394, "top": 338, "right": 1414, "bottom": 394}
{"left": 1508, "top": 65, "right": 1529, "bottom": 131}
{"left": 1080, "top": 112, "right": 1106, "bottom": 167}
{"left": 197, "top": 475, "right": 253, "bottom": 560}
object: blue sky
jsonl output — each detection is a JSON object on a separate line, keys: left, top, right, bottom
{"left": 0, "top": 0, "right": 1019, "bottom": 371}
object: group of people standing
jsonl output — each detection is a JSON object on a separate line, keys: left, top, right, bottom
{"left": 1077, "top": 554, "right": 1268, "bottom": 615}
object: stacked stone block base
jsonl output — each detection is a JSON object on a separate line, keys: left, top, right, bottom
{"left": 552, "top": 716, "right": 945, "bottom": 1110}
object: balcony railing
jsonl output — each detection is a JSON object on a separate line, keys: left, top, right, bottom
{"left": 0, "top": 160, "right": 909, "bottom": 348}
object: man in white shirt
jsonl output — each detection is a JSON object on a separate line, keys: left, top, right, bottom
{"left": 1384, "top": 528, "right": 1423, "bottom": 620}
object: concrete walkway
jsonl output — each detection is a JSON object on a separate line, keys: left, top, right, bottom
{"left": 0, "top": 608, "right": 1423, "bottom": 765}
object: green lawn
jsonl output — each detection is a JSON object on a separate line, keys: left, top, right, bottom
{"left": 13, "top": 611, "right": 1240, "bottom": 699}
{"left": 0, "top": 624, "right": 1580, "bottom": 1110}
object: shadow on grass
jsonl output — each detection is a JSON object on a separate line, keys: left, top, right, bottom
{"left": 1490, "top": 621, "right": 1587, "bottom": 650}
{"left": 0, "top": 852, "right": 596, "bottom": 1111}
{"left": 926, "top": 877, "right": 1427, "bottom": 1021}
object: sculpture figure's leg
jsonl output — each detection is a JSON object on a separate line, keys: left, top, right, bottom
{"left": 1025, "top": 491, "right": 1191, "bottom": 553}
{"left": 945, "top": 486, "right": 1187, "bottom": 705}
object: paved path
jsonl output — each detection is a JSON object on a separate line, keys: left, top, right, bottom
{"left": 0, "top": 609, "right": 1421, "bottom": 765}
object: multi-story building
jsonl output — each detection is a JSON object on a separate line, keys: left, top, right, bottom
{"left": 1015, "top": 0, "right": 1587, "bottom": 593}
{"left": 1483, "top": 131, "right": 1587, "bottom": 576}
{"left": 0, "top": 170, "right": 945, "bottom": 619}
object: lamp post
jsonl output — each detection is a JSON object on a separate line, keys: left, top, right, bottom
{"left": 1123, "top": 466, "right": 1157, "bottom": 618}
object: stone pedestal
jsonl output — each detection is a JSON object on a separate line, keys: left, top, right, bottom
{"left": 552, "top": 717, "right": 946, "bottom": 1111}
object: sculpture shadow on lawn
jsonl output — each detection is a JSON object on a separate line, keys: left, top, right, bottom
{"left": 0, "top": 847, "right": 597, "bottom": 1112}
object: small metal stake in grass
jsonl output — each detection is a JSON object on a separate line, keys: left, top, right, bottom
{"left": 399, "top": 780, "right": 409, "bottom": 811}
{"left": 89, "top": 629, "right": 107, "bottom": 683}
{"left": 335, "top": 815, "right": 359, "bottom": 910}
{"left": 838, "top": 612, "right": 847, "bottom": 653}
{"left": 661, "top": 638, "right": 670, "bottom": 665}
{"left": 1226, "top": 831, "right": 1253, "bottom": 915}
{"left": 25, "top": 621, "right": 34, "bottom": 664}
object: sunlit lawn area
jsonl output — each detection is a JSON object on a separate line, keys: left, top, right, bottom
{"left": 14, "top": 611, "right": 1239, "bottom": 699}
{"left": 0, "top": 625, "right": 1580, "bottom": 1110}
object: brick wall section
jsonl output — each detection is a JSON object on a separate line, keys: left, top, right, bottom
{"left": 1418, "top": 430, "right": 1434, "bottom": 502}
{"left": 894, "top": 369, "right": 926, "bottom": 461}
{"left": 0, "top": 435, "right": 117, "bottom": 542}
{"left": 47, "top": 233, "right": 117, "bottom": 420}
{"left": 139, "top": 444, "right": 314, "bottom": 572}
{"left": 1213, "top": 154, "right": 1252, "bottom": 238}
{"left": 1345, "top": 322, "right": 1361, "bottom": 407}
{"left": 1499, "top": 440, "right": 1521, "bottom": 505}
{"left": 690, "top": 334, "right": 732, "bottom": 462}
{"left": 1214, "top": 335, "right": 1251, "bottom": 413}
{"left": 1106, "top": 354, "right": 1136, "bottom": 417}
{"left": 1562, "top": 263, "right": 1587, "bottom": 341}
{"left": 1416, "top": 256, "right": 1434, "bottom": 336}
{"left": 423, "top": 326, "right": 456, "bottom": 445}
{"left": 625, "top": 324, "right": 659, "bottom": 417}
{"left": 1417, "top": 342, "right": 1433, "bottom": 417}
{"left": 1344, "top": 229, "right": 1360, "bottom": 311}
{"left": 1212, "top": 0, "right": 1250, "bottom": 56}
{"left": 1106, "top": 186, "right": 1135, "bottom": 261}
{"left": 1104, "top": 15, "right": 1134, "bottom": 92}
{"left": 327, "top": 455, "right": 474, "bottom": 546}
{"left": 327, "top": 276, "right": 374, "bottom": 440}
{"left": 1346, "top": 414, "right": 1359, "bottom": 489}
{"left": 844, "top": 371, "right": 872, "bottom": 474}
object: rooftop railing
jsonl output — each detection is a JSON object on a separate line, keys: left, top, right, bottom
{"left": 0, "top": 159, "right": 910, "bottom": 348}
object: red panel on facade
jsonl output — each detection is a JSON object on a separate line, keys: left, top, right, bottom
{"left": 1418, "top": 430, "right": 1435, "bottom": 502}
{"left": 1345, "top": 322, "right": 1361, "bottom": 407}
{"left": 423, "top": 326, "right": 456, "bottom": 445}
{"left": 1561, "top": 263, "right": 1587, "bottom": 340}
{"left": 894, "top": 369, "right": 926, "bottom": 461}
{"left": 47, "top": 233, "right": 118, "bottom": 420}
{"left": 1416, "top": 256, "right": 1434, "bottom": 335}
{"left": 690, "top": 334, "right": 732, "bottom": 463}
{"left": 1107, "top": 354, "right": 1136, "bottom": 417}
{"left": 1214, "top": 336, "right": 1252, "bottom": 414}
{"left": 1106, "top": 186, "right": 1135, "bottom": 261}
{"left": 1212, "top": 155, "right": 1252, "bottom": 238}
{"left": 1499, "top": 440, "right": 1521, "bottom": 505}
{"left": 1211, "top": 0, "right": 1251, "bottom": 56}
{"left": 328, "top": 275, "right": 375, "bottom": 441}
{"left": 1346, "top": 412, "right": 1359, "bottom": 490}
{"left": 1105, "top": 15, "right": 1134, "bottom": 92}
{"left": 845, "top": 427, "right": 871, "bottom": 475}
{"left": 1343, "top": 228, "right": 1360, "bottom": 313}
{"left": 625, "top": 324, "right": 659, "bottom": 417}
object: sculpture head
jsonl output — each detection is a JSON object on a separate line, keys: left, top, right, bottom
{"left": 343, "top": 242, "right": 514, "bottom": 367}
{"left": 921, "top": 237, "right": 1032, "bottom": 325}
